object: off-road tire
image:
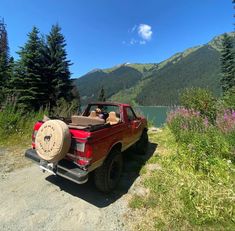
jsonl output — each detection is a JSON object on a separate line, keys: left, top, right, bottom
{"left": 135, "top": 130, "right": 149, "bottom": 155}
{"left": 94, "top": 149, "right": 123, "bottom": 193}
{"left": 35, "top": 120, "right": 71, "bottom": 163}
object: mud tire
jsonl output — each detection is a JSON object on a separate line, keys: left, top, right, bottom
{"left": 94, "top": 149, "right": 123, "bottom": 193}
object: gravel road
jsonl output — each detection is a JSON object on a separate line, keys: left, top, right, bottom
{"left": 0, "top": 143, "right": 157, "bottom": 231}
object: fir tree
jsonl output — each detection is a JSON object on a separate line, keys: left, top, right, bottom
{"left": 220, "top": 33, "right": 235, "bottom": 93}
{"left": 71, "top": 85, "right": 81, "bottom": 113}
{"left": 0, "top": 18, "right": 9, "bottom": 103}
{"left": 98, "top": 86, "right": 106, "bottom": 102}
{"left": 44, "top": 24, "right": 73, "bottom": 108}
{"left": 13, "top": 27, "right": 45, "bottom": 110}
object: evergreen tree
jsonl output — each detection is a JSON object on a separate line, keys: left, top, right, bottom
{"left": 220, "top": 33, "right": 235, "bottom": 93}
{"left": 44, "top": 24, "right": 72, "bottom": 108}
{"left": 13, "top": 27, "right": 45, "bottom": 110}
{"left": 98, "top": 86, "right": 106, "bottom": 102}
{"left": 71, "top": 85, "right": 81, "bottom": 113}
{"left": 0, "top": 18, "right": 9, "bottom": 103}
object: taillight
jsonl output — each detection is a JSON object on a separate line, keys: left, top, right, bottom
{"left": 32, "top": 130, "right": 38, "bottom": 148}
{"left": 74, "top": 142, "right": 92, "bottom": 167}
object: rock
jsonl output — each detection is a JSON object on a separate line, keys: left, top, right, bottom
{"left": 149, "top": 127, "right": 163, "bottom": 132}
{"left": 128, "top": 177, "right": 150, "bottom": 197}
{"left": 146, "top": 163, "right": 162, "bottom": 171}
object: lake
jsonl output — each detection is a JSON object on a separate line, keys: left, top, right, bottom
{"left": 134, "top": 106, "right": 171, "bottom": 127}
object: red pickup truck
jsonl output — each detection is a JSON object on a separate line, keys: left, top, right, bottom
{"left": 25, "top": 102, "right": 148, "bottom": 192}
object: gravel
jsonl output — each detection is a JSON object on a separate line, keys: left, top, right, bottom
{"left": 0, "top": 142, "right": 157, "bottom": 231}
{"left": 0, "top": 165, "right": 132, "bottom": 231}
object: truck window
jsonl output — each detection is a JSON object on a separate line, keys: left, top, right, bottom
{"left": 126, "top": 107, "right": 137, "bottom": 121}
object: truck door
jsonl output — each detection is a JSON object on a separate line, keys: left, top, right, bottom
{"left": 125, "top": 107, "right": 142, "bottom": 146}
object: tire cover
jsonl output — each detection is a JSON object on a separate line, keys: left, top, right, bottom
{"left": 35, "top": 120, "right": 71, "bottom": 162}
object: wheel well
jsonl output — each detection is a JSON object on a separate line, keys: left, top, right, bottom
{"left": 110, "top": 142, "right": 122, "bottom": 152}
{"left": 143, "top": 127, "right": 148, "bottom": 133}
{"left": 105, "top": 142, "right": 122, "bottom": 160}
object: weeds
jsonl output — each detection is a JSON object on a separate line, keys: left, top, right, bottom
{"left": 129, "top": 128, "right": 235, "bottom": 230}
{"left": 0, "top": 106, "right": 48, "bottom": 146}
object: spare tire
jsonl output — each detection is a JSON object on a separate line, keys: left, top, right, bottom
{"left": 35, "top": 120, "right": 71, "bottom": 162}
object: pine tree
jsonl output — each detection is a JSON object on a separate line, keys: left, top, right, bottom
{"left": 44, "top": 24, "right": 72, "bottom": 108}
{"left": 0, "top": 18, "right": 10, "bottom": 103}
{"left": 98, "top": 86, "right": 106, "bottom": 102}
{"left": 220, "top": 33, "right": 235, "bottom": 93}
{"left": 13, "top": 27, "right": 46, "bottom": 110}
{"left": 71, "top": 85, "right": 81, "bottom": 113}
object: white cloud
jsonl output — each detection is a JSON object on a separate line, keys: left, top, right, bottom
{"left": 123, "top": 23, "right": 153, "bottom": 46}
{"left": 138, "top": 24, "right": 152, "bottom": 41}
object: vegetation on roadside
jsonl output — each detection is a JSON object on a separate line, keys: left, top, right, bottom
{"left": 0, "top": 106, "right": 47, "bottom": 147}
{"left": 129, "top": 87, "right": 235, "bottom": 230}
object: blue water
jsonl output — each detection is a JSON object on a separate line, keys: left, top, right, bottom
{"left": 134, "top": 106, "right": 171, "bottom": 127}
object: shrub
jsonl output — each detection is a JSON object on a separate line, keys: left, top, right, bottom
{"left": 179, "top": 87, "right": 217, "bottom": 123}
{"left": 221, "top": 86, "right": 235, "bottom": 110}
{"left": 167, "top": 108, "right": 208, "bottom": 143}
{"left": 51, "top": 98, "right": 79, "bottom": 118}
{"left": 0, "top": 106, "right": 22, "bottom": 136}
{"left": 167, "top": 107, "right": 232, "bottom": 171}
{"left": 0, "top": 106, "right": 48, "bottom": 145}
{"left": 216, "top": 109, "right": 235, "bottom": 158}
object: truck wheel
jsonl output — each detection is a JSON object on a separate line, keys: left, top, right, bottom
{"left": 35, "top": 120, "right": 71, "bottom": 163}
{"left": 135, "top": 130, "right": 149, "bottom": 155}
{"left": 94, "top": 149, "right": 123, "bottom": 193}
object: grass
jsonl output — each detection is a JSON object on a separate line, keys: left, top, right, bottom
{"left": 129, "top": 127, "right": 235, "bottom": 231}
{"left": 0, "top": 108, "right": 47, "bottom": 173}
{"left": 0, "top": 107, "right": 47, "bottom": 147}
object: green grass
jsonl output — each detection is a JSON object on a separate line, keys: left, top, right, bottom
{"left": 129, "top": 127, "right": 235, "bottom": 231}
{"left": 0, "top": 107, "right": 47, "bottom": 147}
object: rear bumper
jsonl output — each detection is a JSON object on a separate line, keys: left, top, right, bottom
{"left": 25, "top": 149, "right": 88, "bottom": 184}
{"left": 25, "top": 148, "right": 41, "bottom": 163}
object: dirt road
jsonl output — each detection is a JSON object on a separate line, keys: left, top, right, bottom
{"left": 0, "top": 143, "right": 157, "bottom": 231}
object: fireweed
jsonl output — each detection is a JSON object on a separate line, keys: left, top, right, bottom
{"left": 167, "top": 108, "right": 209, "bottom": 143}
{"left": 167, "top": 108, "right": 232, "bottom": 171}
{"left": 216, "top": 109, "right": 235, "bottom": 134}
{"left": 216, "top": 109, "right": 235, "bottom": 158}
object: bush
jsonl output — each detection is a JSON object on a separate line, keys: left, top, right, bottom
{"left": 167, "top": 107, "right": 233, "bottom": 171}
{"left": 167, "top": 108, "right": 209, "bottom": 143}
{"left": 221, "top": 86, "right": 235, "bottom": 110}
{"left": 179, "top": 87, "right": 217, "bottom": 123}
{"left": 51, "top": 98, "right": 79, "bottom": 118}
{"left": 0, "top": 106, "right": 22, "bottom": 136}
{"left": 0, "top": 106, "right": 48, "bottom": 145}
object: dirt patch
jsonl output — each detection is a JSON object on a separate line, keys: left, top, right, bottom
{"left": 0, "top": 146, "right": 32, "bottom": 178}
{"left": 0, "top": 166, "right": 130, "bottom": 231}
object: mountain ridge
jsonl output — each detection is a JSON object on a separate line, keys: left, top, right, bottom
{"left": 74, "top": 32, "right": 235, "bottom": 105}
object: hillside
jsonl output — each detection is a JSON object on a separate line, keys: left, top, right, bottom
{"left": 74, "top": 32, "right": 234, "bottom": 105}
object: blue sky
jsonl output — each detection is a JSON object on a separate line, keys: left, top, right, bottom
{"left": 1, "top": 0, "right": 234, "bottom": 77}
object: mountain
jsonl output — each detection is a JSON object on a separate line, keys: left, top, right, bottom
{"left": 74, "top": 32, "right": 235, "bottom": 106}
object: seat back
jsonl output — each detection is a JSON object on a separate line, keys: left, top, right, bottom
{"left": 71, "top": 115, "right": 105, "bottom": 126}
{"left": 106, "top": 111, "right": 120, "bottom": 125}
{"left": 89, "top": 111, "right": 97, "bottom": 118}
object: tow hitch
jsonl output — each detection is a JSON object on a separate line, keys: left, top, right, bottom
{"left": 39, "top": 160, "right": 56, "bottom": 175}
